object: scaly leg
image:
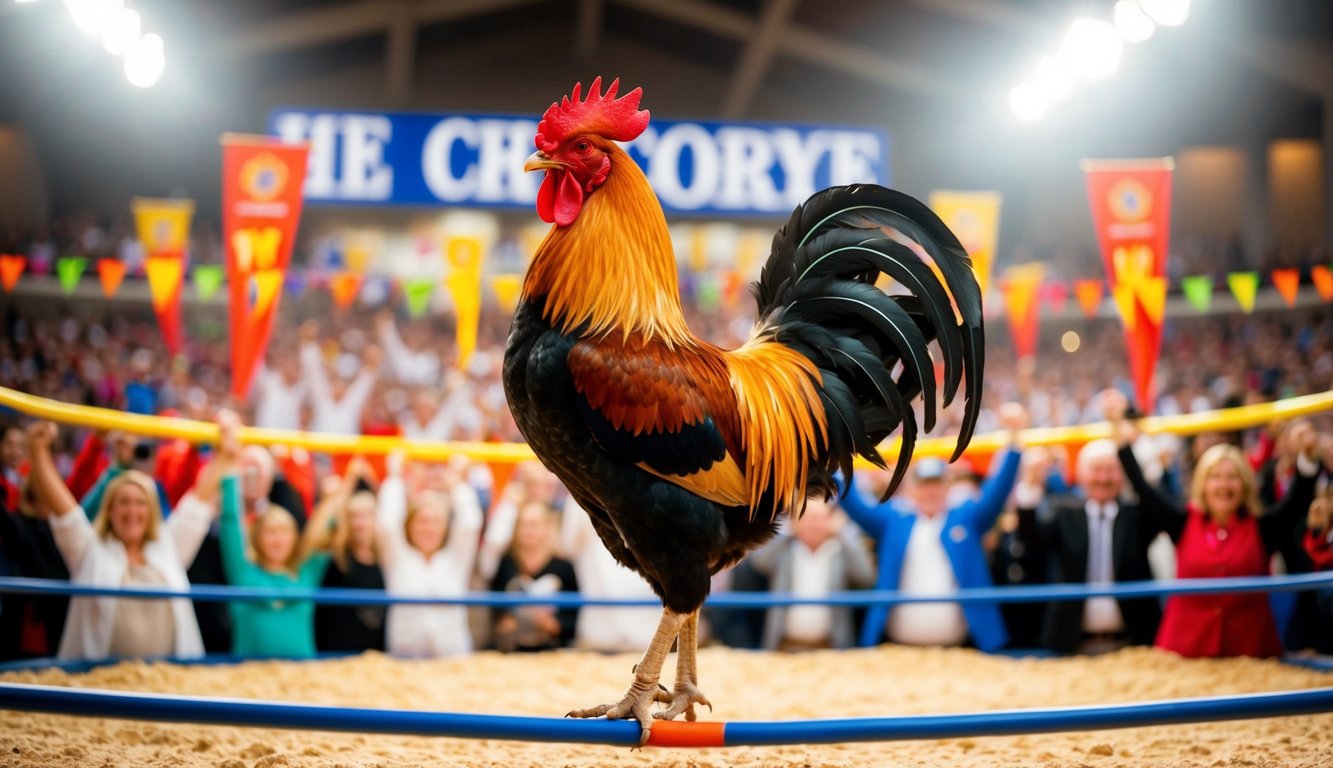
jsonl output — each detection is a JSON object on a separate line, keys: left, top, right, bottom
{"left": 654, "top": 609, "right": 712, "bottom": 722}
{"left": 567, "top": 608, "right": 685, "bottom": 745}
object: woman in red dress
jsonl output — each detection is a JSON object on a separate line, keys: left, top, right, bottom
{"left": 1105, "top": 391, "right": 1319, "bottom": 658}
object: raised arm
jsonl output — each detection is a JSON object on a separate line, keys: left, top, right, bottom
{"left": 27, "top": 422, "right": 94, "bottom": 569}
{"left": 341, "top": 345, "right": 383, "bottom": 419}
{"left": 375, "top": 450, "right": 409, "bottom": 568}
{"left": 376, "top": 311, "right": 413, "bottom": 381}
{"left": 66, "top": 430, "right": 107, "bottom": 501}
{"left": 1259, "top": 421, "right": 1321, "bottom": 554}
{"left": 1103, "top": 389, "right": 1187, "bottom": 541}
{"left": 957, "top": 403, "right": 1027, "bottom": 531}
{"left": 299, "top": 321, "right": 333, "bottom": 409}
{"left": 218, "top": 470, "right": 258, "bottom": 585}
{"left": 832, "top": 473, "right": 890, "bottom": 540}
{"left": 167, "top": 411, "right": 239, "bottom": 567}
{"left": 441, "top": 465, "right": 483, "bottom": 573}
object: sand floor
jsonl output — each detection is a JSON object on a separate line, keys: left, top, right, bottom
{"left": 0, "top": 645, "right": 1330, "bottom": 767}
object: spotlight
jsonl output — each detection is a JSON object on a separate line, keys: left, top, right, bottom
{"left": 66, "top": 0, "right": 122, "bottom": 36}
{"left": 1059, "top": 18, "right": 1123, "bottom": 80}
{"left": 1139, "top": 0, "right": 1189, "bottom": 28}
{"left": 1114, "top": 0, "right": 1156, "bottom": 43}
{"left": 1009, "top": 82, "right": 1048, "bottom": 122}
{"left": 101, "top": 7, "right": 140, "bottom": 55}
{"left": 123, "top": 31, "right": 164, "bottom": 88}
{"left": 1061, "top": 331, "right": 1081, "bottom": 353}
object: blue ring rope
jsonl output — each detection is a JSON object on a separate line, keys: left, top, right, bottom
{"left": 0, "top": 682, "right": 1329, "bottom": 747}
{"left": 0, "top": 572, "right": 1330, "bottom": 607}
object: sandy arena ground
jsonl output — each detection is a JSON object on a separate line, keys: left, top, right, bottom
{"left": 0, "top": 645, "right": 1330, "bottom": 767}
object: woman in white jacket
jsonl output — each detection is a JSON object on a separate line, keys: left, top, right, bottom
{"left": 377, "top": 451, "right": 482, "bottom": 657}
{"left": 26, "top": 418, "right": 228, "bottom": 661}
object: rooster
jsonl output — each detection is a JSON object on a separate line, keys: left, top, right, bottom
{"left": 503, "top": 78, "right": 983, "bottom": 743}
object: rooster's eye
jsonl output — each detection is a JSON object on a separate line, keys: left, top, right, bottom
{"left": 575, "top": 141, "right": 591, "bottom": 154}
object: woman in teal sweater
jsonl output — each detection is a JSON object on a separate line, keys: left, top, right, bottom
{"left": 217, "top": 424, "right": 329, "bottom": 657}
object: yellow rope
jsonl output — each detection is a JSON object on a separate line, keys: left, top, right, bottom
{"left": 2, "top": 385, "right": 1331, "bottom": 465}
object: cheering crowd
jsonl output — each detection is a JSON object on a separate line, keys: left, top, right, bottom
{"left": 2, "top": 297, "right": 1333, "bottom": 664}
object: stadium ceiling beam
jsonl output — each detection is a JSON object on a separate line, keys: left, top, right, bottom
{"left": 612, "top": 0, "right": 965, "bottom": 97}
{"left": 721, "top": 0, "right": 798, "bottom": 118}
{"left": 575, "top": 0, "right": 605, "bottom": 60}
{"left": 228, "top": 0, "right": 540, "bottom": 57}
{"left": 901, "top": 0, "right": 1048, "bottom": 36}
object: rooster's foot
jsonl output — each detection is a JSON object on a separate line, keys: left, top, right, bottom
{"left": 652, "top": 682, "right": 712, "bottom": 722}
{"left": 567, "top": 677, "right": 668, "bottom": 746}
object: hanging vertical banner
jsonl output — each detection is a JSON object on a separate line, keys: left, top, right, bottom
{"left": 1228, "top": 271, "right": 1259, "bottom": 314}
{"left": 97, "top": 258, "right": 126, "bottom": 298}
{"left": 0, "top": 254, "right": 24, "bottom": 293}
{"left": 929, "top": 190, "right": 1002, "bottom": 298}
{"left": 1181, "top": 275, "right": 1214, "bottom": 313}
{"left": 132, "top": 198, "right": 194, "bottom": 353}
{"left": 221, "top": 134, "right": 310, "bottom": 399}
{"left": 1271, "top": 268, "right": 1301, "bottom": 307}
{"left": 56, "top": 257, "right": 86, "bottom": 295}
{"left": 443, "top": 234, "right": 484, "bottom": 371}
{"left": 1000, "top": 263, "right": 1044, "bottom": 359}
{"left": 1073, "top": 278, "right": 1105, "bottom": 317}
{"left": 490, "top": 274, "right": 523, "bottom": 314}
{"left": 1312, "top": 265, "right": 1333, "bottom": 302}
{"left": 1083, "top": 158, "right": 1173, "bottom": 412}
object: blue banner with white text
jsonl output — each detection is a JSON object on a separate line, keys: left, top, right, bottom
{"left": 268, "top": 109, "right": 889, "bottom": 216}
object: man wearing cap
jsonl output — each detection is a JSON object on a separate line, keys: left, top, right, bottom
{"left": 837, "top": 403, "right": 1028, "bottom": 651}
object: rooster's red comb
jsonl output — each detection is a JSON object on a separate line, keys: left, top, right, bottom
{"left": 535, "top": 77, "right": 650, "bottom": 152}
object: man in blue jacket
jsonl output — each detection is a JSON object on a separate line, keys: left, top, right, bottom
{"left": 838, "top": 403, "right": 1028, "bottom": 652}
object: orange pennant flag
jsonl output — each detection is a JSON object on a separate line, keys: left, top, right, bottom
{"left": 1271, "top": 268, "right": 1300, "bottom": 307}
{"left": 1073, "top": 279, "right": 1104, "bottom": 317}
{"left": 1000, "top": 264, "right": 1044, "bottom": 359}
{"left": 1312, "top": 266, "right": 1333, "bottom": 302}
{"left": 97, "top": 258, "right": 127, "bottom": 298}
{"left": 328, "top": 272, "right": 363, "bottom": 311}
{"left": 145, "top": 257, "right": 184, "bottom": 314}
{"left": 0, "top": 254, "right": 25, "bottom": 293}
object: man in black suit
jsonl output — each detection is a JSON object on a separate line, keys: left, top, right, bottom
{"left": 1015, "top": 438, "right": 1165, "bottom": 654}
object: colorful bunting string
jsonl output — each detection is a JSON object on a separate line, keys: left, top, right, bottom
{"left": 1271, "top": 268, "right": 1300, "bottom": 308}
{"left": 194, "top": 265, "right": 224, "bottom": 301}
{"left": 1227, "top": 271, "right": 1259, "bottom": 314}
{"left": 56, "top": 257, "right": 87, "bottom": 296}
{"left": 1312, "top": 265, "right": 1333, "bottom": 302}
{"left": 97, "top": 259, "right": 126, "bottom": 298}
{"left": 1181, "top": 275, "right": 1213, "bottom": 313}
{"left": 0, "top": 254, "right": 27, "bottom": 293}
{"left": 403, "top": 278, "right": 435, "bottom": 318}
{"left": 1073, "top": 279, "right": 1104, "bottom": 318}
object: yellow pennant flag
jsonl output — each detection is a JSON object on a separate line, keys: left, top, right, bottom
{"left": 929, "top": 190, "right": 1002, "bottom": 297}
{"left": 445, "top": 234, "right": 485, "bottom": 371}
{"left": 491, "top": 274, "right": 524, "bottom": 314}
{"left": 132, "top": 198, "right": 194, "bottom": 259}
{"left": 1111, "top": 283, "right": 1138, "bottom": 332}
{"left": 1228, "top": 271, "right": 1259, "bottom": 314}
{"left": 1136, "top": 275, "right": 1168, "bottom": 326}
{"left": 145, "top": 256, "right": 184, "bottom": 314}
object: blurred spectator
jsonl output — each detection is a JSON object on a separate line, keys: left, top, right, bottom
{"left": 26, "top": 420, "right": 216, "bottom": 661}
{"left": 1, "top": 424, "right": 26, "bottom": 510}
{"left": 216, "top": 412, "right": 331, "bottom": 659}
{"left": 748, "top": 498, "right": 874, "bottom": 651}
{"left": 560, "top": 498, "right": 660, "bottom": 653}
{"left": 1107, "top": 391, "right": 1320, "bottom": 658}
{"left": 377, "top": 451, "right": 483, "bottom": 658}
{"left": 1301, "top": 489, "right": 1333, "bottom": 654}
{"left": 837, "top": 403, "right": 1027, "bottom": 651}
{"left": 490, "top": 501, "right": 578, "bottom": 653}
{"left": 1014, "top": 437, "right": 1166, "bottom": 655}
{"left": 306, "top": 459, "right": 385, "bottom": 653}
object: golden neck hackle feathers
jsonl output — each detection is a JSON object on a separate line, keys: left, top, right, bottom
{"left": 523, "top": 145, "right": 695, "bottom": 349}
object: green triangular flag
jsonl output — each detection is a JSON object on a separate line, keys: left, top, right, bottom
{"left": 56, "top": 257, "right": 87, "bottom": 296}
{"left": 194, "top": 265, "right": 224, "bottom": 301}
{"left": 1227, "top": 271, "right": 1259, "bottom": 314}
{"left": 403, "top": 278, "right": 435, "bottom": 318}
{"left": 1181, "top": 275, "right": 1213, "bottom": 313}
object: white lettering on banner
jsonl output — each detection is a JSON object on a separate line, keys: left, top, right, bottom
{"left": 268, "top": 109, "right": 887, "bottom": 211}
{"left": 715, "top": 127, "right": 781, "bottom": 211}
{"left": 827, "top": 132, "right": 881, "bottom": 187}
{"left": 272, "top": 112, "right": 339, "bottom": 199}
{"left": 771, "top": 129, "right": 826, "bottom": 205}
{"left": 339, "top": 115, "right": 393, "bottom": 200}
{"left": 422, "top": 117, "right": 479, "bottom": 201}
{"left": 649, "top": 124, "right": 721, "bottom": 211}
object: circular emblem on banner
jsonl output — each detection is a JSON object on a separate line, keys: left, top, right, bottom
{"left": 1107, "top": 179, "right": 1152, "bottom": 223}
{"left": 240, "top": 153, "right": 288, "bottom": 202}
{"left": 152, "top": 219, "right": 174, "bottom": 250}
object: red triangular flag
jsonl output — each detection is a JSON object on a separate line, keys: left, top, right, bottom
{"left": 1312, "top": 265, "right": 1333, "bottom": 302}
{"left": 1073, "top": 279, "right": 1104, "bottom": 318}
{"left": 98, "top": 258, "right": 127, "bottom": 298}
{"left": 0, "top": 254, "right": 24, "bottom": 293}
{"left": 1271, "top": 268, "right": 1300, "bottom": 308}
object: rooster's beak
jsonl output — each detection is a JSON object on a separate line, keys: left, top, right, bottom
{"left": 524, "top": 151, "right": 564, "bottom": 173}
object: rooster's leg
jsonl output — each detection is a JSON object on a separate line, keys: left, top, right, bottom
{"left": 566, "top": 607, "right": 684, "bottom": 745}
{"left": 654, "top": 609, "right": 712, "bottom": 722}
